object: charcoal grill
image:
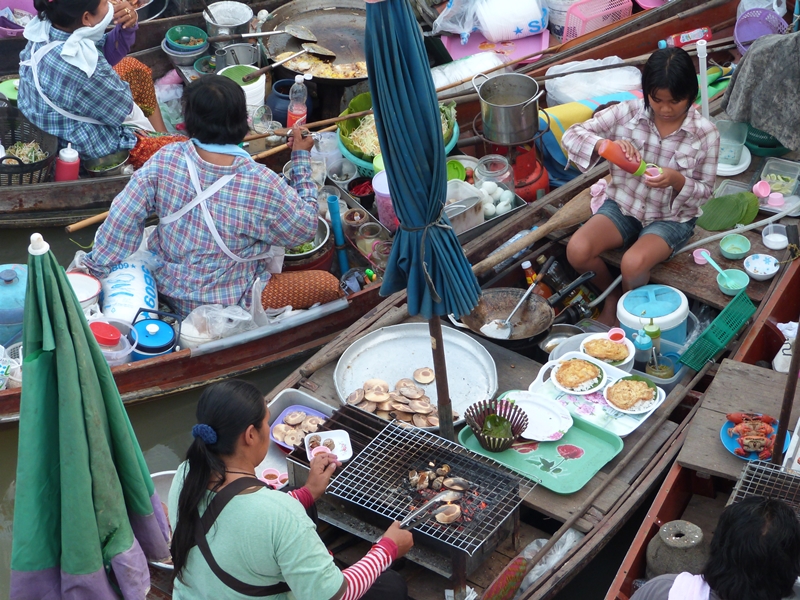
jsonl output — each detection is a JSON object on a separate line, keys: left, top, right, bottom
{"left": 728, "top": 460, "right": 800, "bottom": 515}
{"left": 286, "top": 405, "right": 535, "bottom": 599}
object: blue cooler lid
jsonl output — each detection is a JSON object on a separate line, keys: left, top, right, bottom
{"left": 132, "top": 319, "right": 175, "bottom": 354}
{"left": 619, "top": 284, "right": 689, "bottom": 333}
{"left": 0, "top": 265, "right": 27, "bottom": 324}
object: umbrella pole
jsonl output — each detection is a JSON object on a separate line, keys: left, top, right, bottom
{"left": 771, "top": 311, "right": 800, "bottom": 465}
{"left": 429, "top": 316, "right": 455, "bottom": 442}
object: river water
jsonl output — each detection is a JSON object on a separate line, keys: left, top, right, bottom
{"left": 0, "top": 226, "right": 639, "bottom": 599}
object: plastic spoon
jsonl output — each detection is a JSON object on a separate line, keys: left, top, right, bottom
{"left": 700, "top": 251, "right": 732, "bottom": 286}
{"left": 480, "top": 256, "right": 555, "bottom": 340}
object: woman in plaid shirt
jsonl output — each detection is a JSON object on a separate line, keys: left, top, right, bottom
{"left": 562, "top": 48, "right": 720, "bottom": 325}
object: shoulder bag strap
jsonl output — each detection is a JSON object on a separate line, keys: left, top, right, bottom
{"left": 194, "top": 477, "right": 291, "bottom": 597}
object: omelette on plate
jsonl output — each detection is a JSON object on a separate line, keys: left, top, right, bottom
{"left": 583, "top": 337, "right": 629, "bottom": 363}
{"left": 554, "top": 359, "right": 602, "bottom": 392}
{"left": 606, "top": 379, "right": 656, "bottom": 410}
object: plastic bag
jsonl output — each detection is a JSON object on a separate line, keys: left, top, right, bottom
{"left": 545, "top": 57, "right": 642, "bottom": 106}
{"left": 737, "top": 0, "right": 786, "bottom": 17}
{"left": 430, "top": 52, "right": 511, "bottom": 96}
{"left": 432, "top": 0, "right": 480, "bottom": 44}
{"left": 182, "top": 304, "right": 256, "bottom": 343}
{"left": 512, "top": 529, "right": 585, "bottom": 599}
{"left": 433, "top": 0, "right": 548, "bottom": 44}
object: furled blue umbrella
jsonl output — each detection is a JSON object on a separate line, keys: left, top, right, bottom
{"left": 365, "top": 0, "right": 481, "bottom": 440}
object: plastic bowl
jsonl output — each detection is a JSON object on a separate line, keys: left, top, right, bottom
{"left": 719, "top": 234, "right": 751, "bottom": 260}
{"left": 743, "top": 253, "right": 780, "bottom": 281}
{"left": 762, "top": 223, "right": 789, "bottom": 250}
{"left": 717, "top": 269, "right": 750, "bottom": 296}
{"left": 161, "top": 38, "right": 209, "bottom": 66}
{"left": 166, "top": 25, "right": 208, "bottom": 51}
{"left": 692, "top": 248, "right": 709, "bottom": 265}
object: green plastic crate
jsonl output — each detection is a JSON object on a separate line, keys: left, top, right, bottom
{"left": 679, "top": 290, "right": 757, "bottom": 371}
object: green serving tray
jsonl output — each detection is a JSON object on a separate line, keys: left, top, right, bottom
{"left": 458, "top": 414, "right": 624, "bottom": 495}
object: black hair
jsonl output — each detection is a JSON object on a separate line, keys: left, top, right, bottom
{"left": 641, "top": 47, "right": 699, "bottom": 112}
{"left": 171, "top": 379, "right": 267, "bottom": 583}
{"left": 592, "top": 100, "right": 621, "bottom": 117}
{"left": 182, "top": 75, "right": 249, "bottom": 145}
{"left": 33, "top": 0, "right": 102, "bottom": 29}
{"left": 703, "top": 496, "right": 800, "bottom": 600}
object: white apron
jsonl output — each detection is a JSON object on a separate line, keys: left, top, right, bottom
{"left": 159, "top": 153, "right": 284, "bottom": 274}
{"left": 20, "top": 40, "right": 155, "bottom": 131}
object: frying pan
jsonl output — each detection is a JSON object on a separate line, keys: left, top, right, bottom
{"left": 206, "top": 25, "right": 318, "bottom": 44}
{"left": 451, "top": 272, "right": 595, "bottom": 342}
{"left": 262, "top": 0, "right": 367, "bottom": 84}
{"left": 241, "top": 43, "right": 336, "bottom": 82}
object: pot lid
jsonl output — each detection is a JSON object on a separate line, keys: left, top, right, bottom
{"left": 620, "top": 285, "right": 687, "bottom": 320}
{"left": 132, "top": 319, "right": 175, "bottom": 353}
{"left": 90, "top": 321, "right": 122, "bottom": 347}
{"left": 0, "top": 264, "right": 27, "bottom": 322}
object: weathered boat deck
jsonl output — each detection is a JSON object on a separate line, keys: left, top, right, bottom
{"left": 678, "top": 359, "right": 799, "bottom": 481}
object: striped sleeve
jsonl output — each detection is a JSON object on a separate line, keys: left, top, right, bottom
{"left": 287, "top": 486, "right": 315, "bottom": 509}
{"left": 340, "top": 538, "right": 398, "bottom": 600}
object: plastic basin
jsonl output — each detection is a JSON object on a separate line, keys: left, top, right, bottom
{"left": 743, "top": 253, "right": 780, "bottom": 281}
{"left": 717, "top": 269, "right": 749, "bottom": 296}
{"left": 719, "top": 233, "right": 751, "bottom": 259}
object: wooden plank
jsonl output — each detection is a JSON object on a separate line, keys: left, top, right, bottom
{"left": 681, "top": 493, "right": 729, "bottom": 539}
{"left": 604, "top": 420, "right": 678, "bottom": 485}
{"left": 678, "top": 360, "right": 800, "bottom": 480}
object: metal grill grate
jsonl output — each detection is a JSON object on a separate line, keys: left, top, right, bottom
{"left": 729, "top": 461, "right": 800, "bottom": 516}
{"left": 326, "top": 420, "right": 534, "bottom": 556}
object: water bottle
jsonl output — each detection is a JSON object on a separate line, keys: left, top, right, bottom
{"left": 54, "top": 143, "right": 80, "bottom": 182}
{"left": 657, "top": 26, "right": 712, "bottom": 49}
{"left": 286, "top": 74, "right": 309, "bottom": 128}
{"left": 489, "top": 227, "right": 538, "bottom": 273}
{"left": 633, "top": 329, "right": 653, "bottom": 372}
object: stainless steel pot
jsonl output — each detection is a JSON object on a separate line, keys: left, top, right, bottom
{"left": 204, "top": 1, "right": 253, "bottom": 46}
{"left": 215, "top": 43, "right": 259, "bottom": 68}
{"left": 472, "top": 72, "right": 543, "bottom": 145}
{"left": 537, "top": 324, "right": 584, "bottom": 355}
{"left": 135, "top": 0, "right": 168, "bottom": 22}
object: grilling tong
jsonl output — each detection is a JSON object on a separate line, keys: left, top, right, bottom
{"left": 399, "top": 490, "right": 462, "bottom": 530}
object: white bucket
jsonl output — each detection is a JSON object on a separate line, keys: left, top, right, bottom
{"left": 218, "top": 65, "right": 266, "bottom": 125}
{"left": 547, "top": 0, "right": 579, "bottom": 41}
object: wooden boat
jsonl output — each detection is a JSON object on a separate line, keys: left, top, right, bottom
{"left": 605, "top": 251, "right": 800, "bottom": 600}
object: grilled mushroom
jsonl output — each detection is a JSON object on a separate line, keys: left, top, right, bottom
{"left": 356, "top": 401, "right": 376, "bottom": 413}
{"left": 283, "top": 430, "right": 305, "bottom": 447}
{"left": 323, "top": 438, "right": 336, "bottom": 450}
{"left": 375, "top": 410, "right": 392, "bottom": 420}
{"left": 427, "top": 415, "right": 440, "bottom": 427}
{"left": 307, "top": 434, "right": 321, "bottom": 449}
{"left": 434, "top": 504, "right": 461, "bottom": 524}
{"left": 443, "top": 477, "right": 470, "bottom": 491}
{"left": 416, "top": 471, "right": 430, "bottom": 490}
{"left": 395, "top": 378, "right": 416, "bottom": 390}
{"left": 412, "top": 414, "right": 430, "bottom": 428}
{"left": 413, "top": 367, "right": 435, "bottom": 384}
{"left": 300, "top": 416, "right": 324, "bottom": 433}
{"left": 391, "top": 402, "right": 415, "bottom": 413}
{"left": 347, "top": 389, "right": 365, "bottom": 405}
{"left": 389, "top": 392, "right": 409, "bottom": 404}
{"left": 284, "top": 411, "right": 307, "bottom": 425}
{"left": 409, "top": 400, "right": 434, "bottom": 414}
{"left": 391, "top": 410, "right": 413, "bottom": 422}
{"left": 436, "top": 464, "right": 451, "bottom": 477}
{"left": 399, "top": 386, "right": 424, "bottom": 400}
{"left": 364, "top": 390, "right": 391, "bottom": 403}
{"left": 376, "top": 400, "right": 393, "bottom": 412}
{"left": 363, "top": 379, "right": 390, "bottom": 393}
{"left": 271, "top": 424, "right": 292, "bottom": 442}
{"left": 409, "top": 470, "right": 420, "bottom": 486}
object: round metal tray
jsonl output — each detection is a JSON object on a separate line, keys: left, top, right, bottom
{"left": 334, "top": 323, "right": 498, "bottom": 430}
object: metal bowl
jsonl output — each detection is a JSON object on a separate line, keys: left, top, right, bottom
{"left": 136, "top": 0, "right": 168, "bottom": 22}
{"left": 285, "top": 218, "right": 330, "bottom": 260}
{"left": 538, "top": 324, "right": 584, "bottom": 355}
{"left": 83, "top": 150, "right": 130, "bottom": 177}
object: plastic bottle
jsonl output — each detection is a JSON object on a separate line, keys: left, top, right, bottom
{"left": 597, "top": 139, "right": 647, "bottom": 176}
{"left": 536, "top": 255, "right": 589, "bottom": 307}
{"left": 286, "top": 74, "right": 309, "bottom": 128}
{"left": 489, "top": 227, "right": 538, "bottom": 272}
{"left": 633, "top": 329, "right": 653, "bottom": 372}
{"left": 643, "top": 318, "right": 662, "bottom": 354}
{"left": 658, "top": 27, "right": 712, "bottom": 49}
{"left": 521, "top": 260, "right": 552, "bottom": 299}
{"left": 54, "top": 143, "right": 80, "bottom": 182}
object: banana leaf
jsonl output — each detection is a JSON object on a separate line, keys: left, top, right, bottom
{"left": 337, "top": 92, "right": 456, "bottom": 162}
{"left": 697, "top": 192, "right": 759, "bottom": 231}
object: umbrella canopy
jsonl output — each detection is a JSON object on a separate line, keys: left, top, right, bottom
{"left": 366, "top": 0, "right": 481, "bottom": 319}
{"left": 11, "top": 234, "right": 170, "bottom": 599}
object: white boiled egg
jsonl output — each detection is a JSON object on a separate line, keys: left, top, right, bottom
{"left": 500, "top": 189, "right": 515, "bottom": 204}
{"left": 495, "top": 201, "right": 513, "bottom": 215}
{"left": 483, "top": 203, "right": 496, "bottom": 218}
{"left": 481, "top": 181, "right": 498, "bottom": 195}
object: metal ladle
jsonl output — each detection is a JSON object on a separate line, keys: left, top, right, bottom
{"left": 241, "top": 43, "right": 336, "bottom": 83}
{"left": 198, "top": 24, "right": 318, "bottom": 45}
{"left": 479, "top": 255, "right": 555, "bottom": 340}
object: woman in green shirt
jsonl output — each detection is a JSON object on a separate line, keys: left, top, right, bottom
{"left": 168, "top": 380, "right": 413, "bottom": 599}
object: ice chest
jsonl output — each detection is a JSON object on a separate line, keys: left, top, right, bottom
{"left": 0, "top": 265, "right": 27, "bottom": 347}
{"left": 617, "top": 285, "right": 690, "bottom": 345}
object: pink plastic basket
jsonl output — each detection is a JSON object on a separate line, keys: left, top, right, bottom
{"left": 563, "top": 0, "right": 633, "bottom": 42}
{"left": 734, "top": 8, "right": 788, "bottom": 54}
{"left": 0, "top": 0, "right": 35, "bottom": 38}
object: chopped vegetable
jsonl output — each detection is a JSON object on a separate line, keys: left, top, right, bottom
{"left": 482, "top": 414, "right": 513, "bottom": 439}
{"left": 3, "top": 141, "right": 47, "bottom": 164}
{"left": 287, "top": 241, "right": 316, "bottom": 255}
{"left": 350, "top": 181, "right": 374, "bottom": 196}
{"left": 764, "top": 173, "right": 796, "bottom": 195}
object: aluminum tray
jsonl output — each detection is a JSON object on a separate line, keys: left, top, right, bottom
{"left": 334, "top": 323, "right": 498, "bottom": 429}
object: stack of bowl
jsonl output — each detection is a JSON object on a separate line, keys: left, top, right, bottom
{"left": 162, "top": 26, "right": 209, "bottom": 67}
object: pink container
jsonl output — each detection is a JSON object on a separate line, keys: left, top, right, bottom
{"left": 564, "top": 0, "right": 633, "bottom": 41}
{"left": 768, "top": 192, "right": 785, "bottom": 207}
{"left": 692, "top": 248, "right": 709, "bottom": 265}
{"left": 608, "top": 327, "right": 626, "bottom": 343}
{"left": 753, "top": 180, "right": 771, "bottom": 198}
{"left": 371, "top": 171, "right": 399, "bottom": 233}
{"left": 0, "top": 0, "right": 34, "bottom": 38}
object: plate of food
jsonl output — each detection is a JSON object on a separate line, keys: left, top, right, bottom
{"left": 270, "top": 405, "right": 327, "bottom": 451}
{"left": 719, "top": 412, "right": 789, "bottom": 461}
{"left": 498, "top": 390, "right": 574, "bottom": 441}
{"left": 603, "top": 375, "right": 663, "bottom": 415}
{"left": 580, "top": 333, "right": 635, "bottom": 369}
{"left": 542, "top": 357, "right": 607, "bottom": 396}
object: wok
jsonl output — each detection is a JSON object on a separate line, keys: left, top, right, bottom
{"left": 452, "top": 272, "right": 595, "bottom": 342}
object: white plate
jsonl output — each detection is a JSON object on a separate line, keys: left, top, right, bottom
{"left": 579, "top": 333, "right": 635, "bottom": 370}
{"left": 538, "top": 357, "right": 608, "bottom": 396}
{"left": 716, "top": 145, "right": 751, "bottom": 177}
{"left": 304, "top": 429, "right": 353, "bottom": 462}
{"left": 499, "top": 390, "right": 573, "bottom": 441}
{"left": 602, "top": 376, "right": 665, "bottom": 415}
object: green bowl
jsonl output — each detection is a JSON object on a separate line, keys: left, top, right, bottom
{"left": 717, "top": 269, "right": 749, "bottom": 296}
{"left": 720, "top": 234, "right": 751, "bottom": 260}
{"left": 166, "top": 25, "right": 208, "bottom": 51}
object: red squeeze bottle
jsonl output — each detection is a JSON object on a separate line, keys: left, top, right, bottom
{"left": 54, "top": 143, "right": 80, "bottom": 182}
{"left": 597, "top": 139, "right": 648, "bottom": 176}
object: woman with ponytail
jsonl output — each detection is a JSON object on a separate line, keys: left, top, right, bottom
{"left": 168, "top": 380, "right": 413, "bottom": 600}
{"left": 18, "top": 0, "right": 167, "bottom": 159}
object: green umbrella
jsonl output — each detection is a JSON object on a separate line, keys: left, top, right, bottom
{"left": 11, "top": 234, "right": 169, "bottom": 599}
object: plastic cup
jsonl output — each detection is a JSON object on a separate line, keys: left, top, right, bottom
{"left": 261, "top": 468, "right": 280, "bottom": 487}
{"left": 692, "top": 248, "right": 709, "bottom": 265}
{"left": 608, "top": 328, "right": 626, "bottom": 343}
{"left": 768, "top": 192, "right": 785, "bottom": 207}
{"left": 753, "top": 180, "right": 771, "bottom": 199}
{"left": 311, "top": 445, "right": 331, "bottom": 457}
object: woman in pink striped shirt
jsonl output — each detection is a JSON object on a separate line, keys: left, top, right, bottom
{"left": 168, "top": 380, "right": 412, "bottom": 600}
{"left": 562, "top": 47, "right": 720, "bottom": 325}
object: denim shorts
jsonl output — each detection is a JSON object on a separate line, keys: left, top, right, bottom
{"left": 596, "top": 199, "right": 697, "bottom": 258}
